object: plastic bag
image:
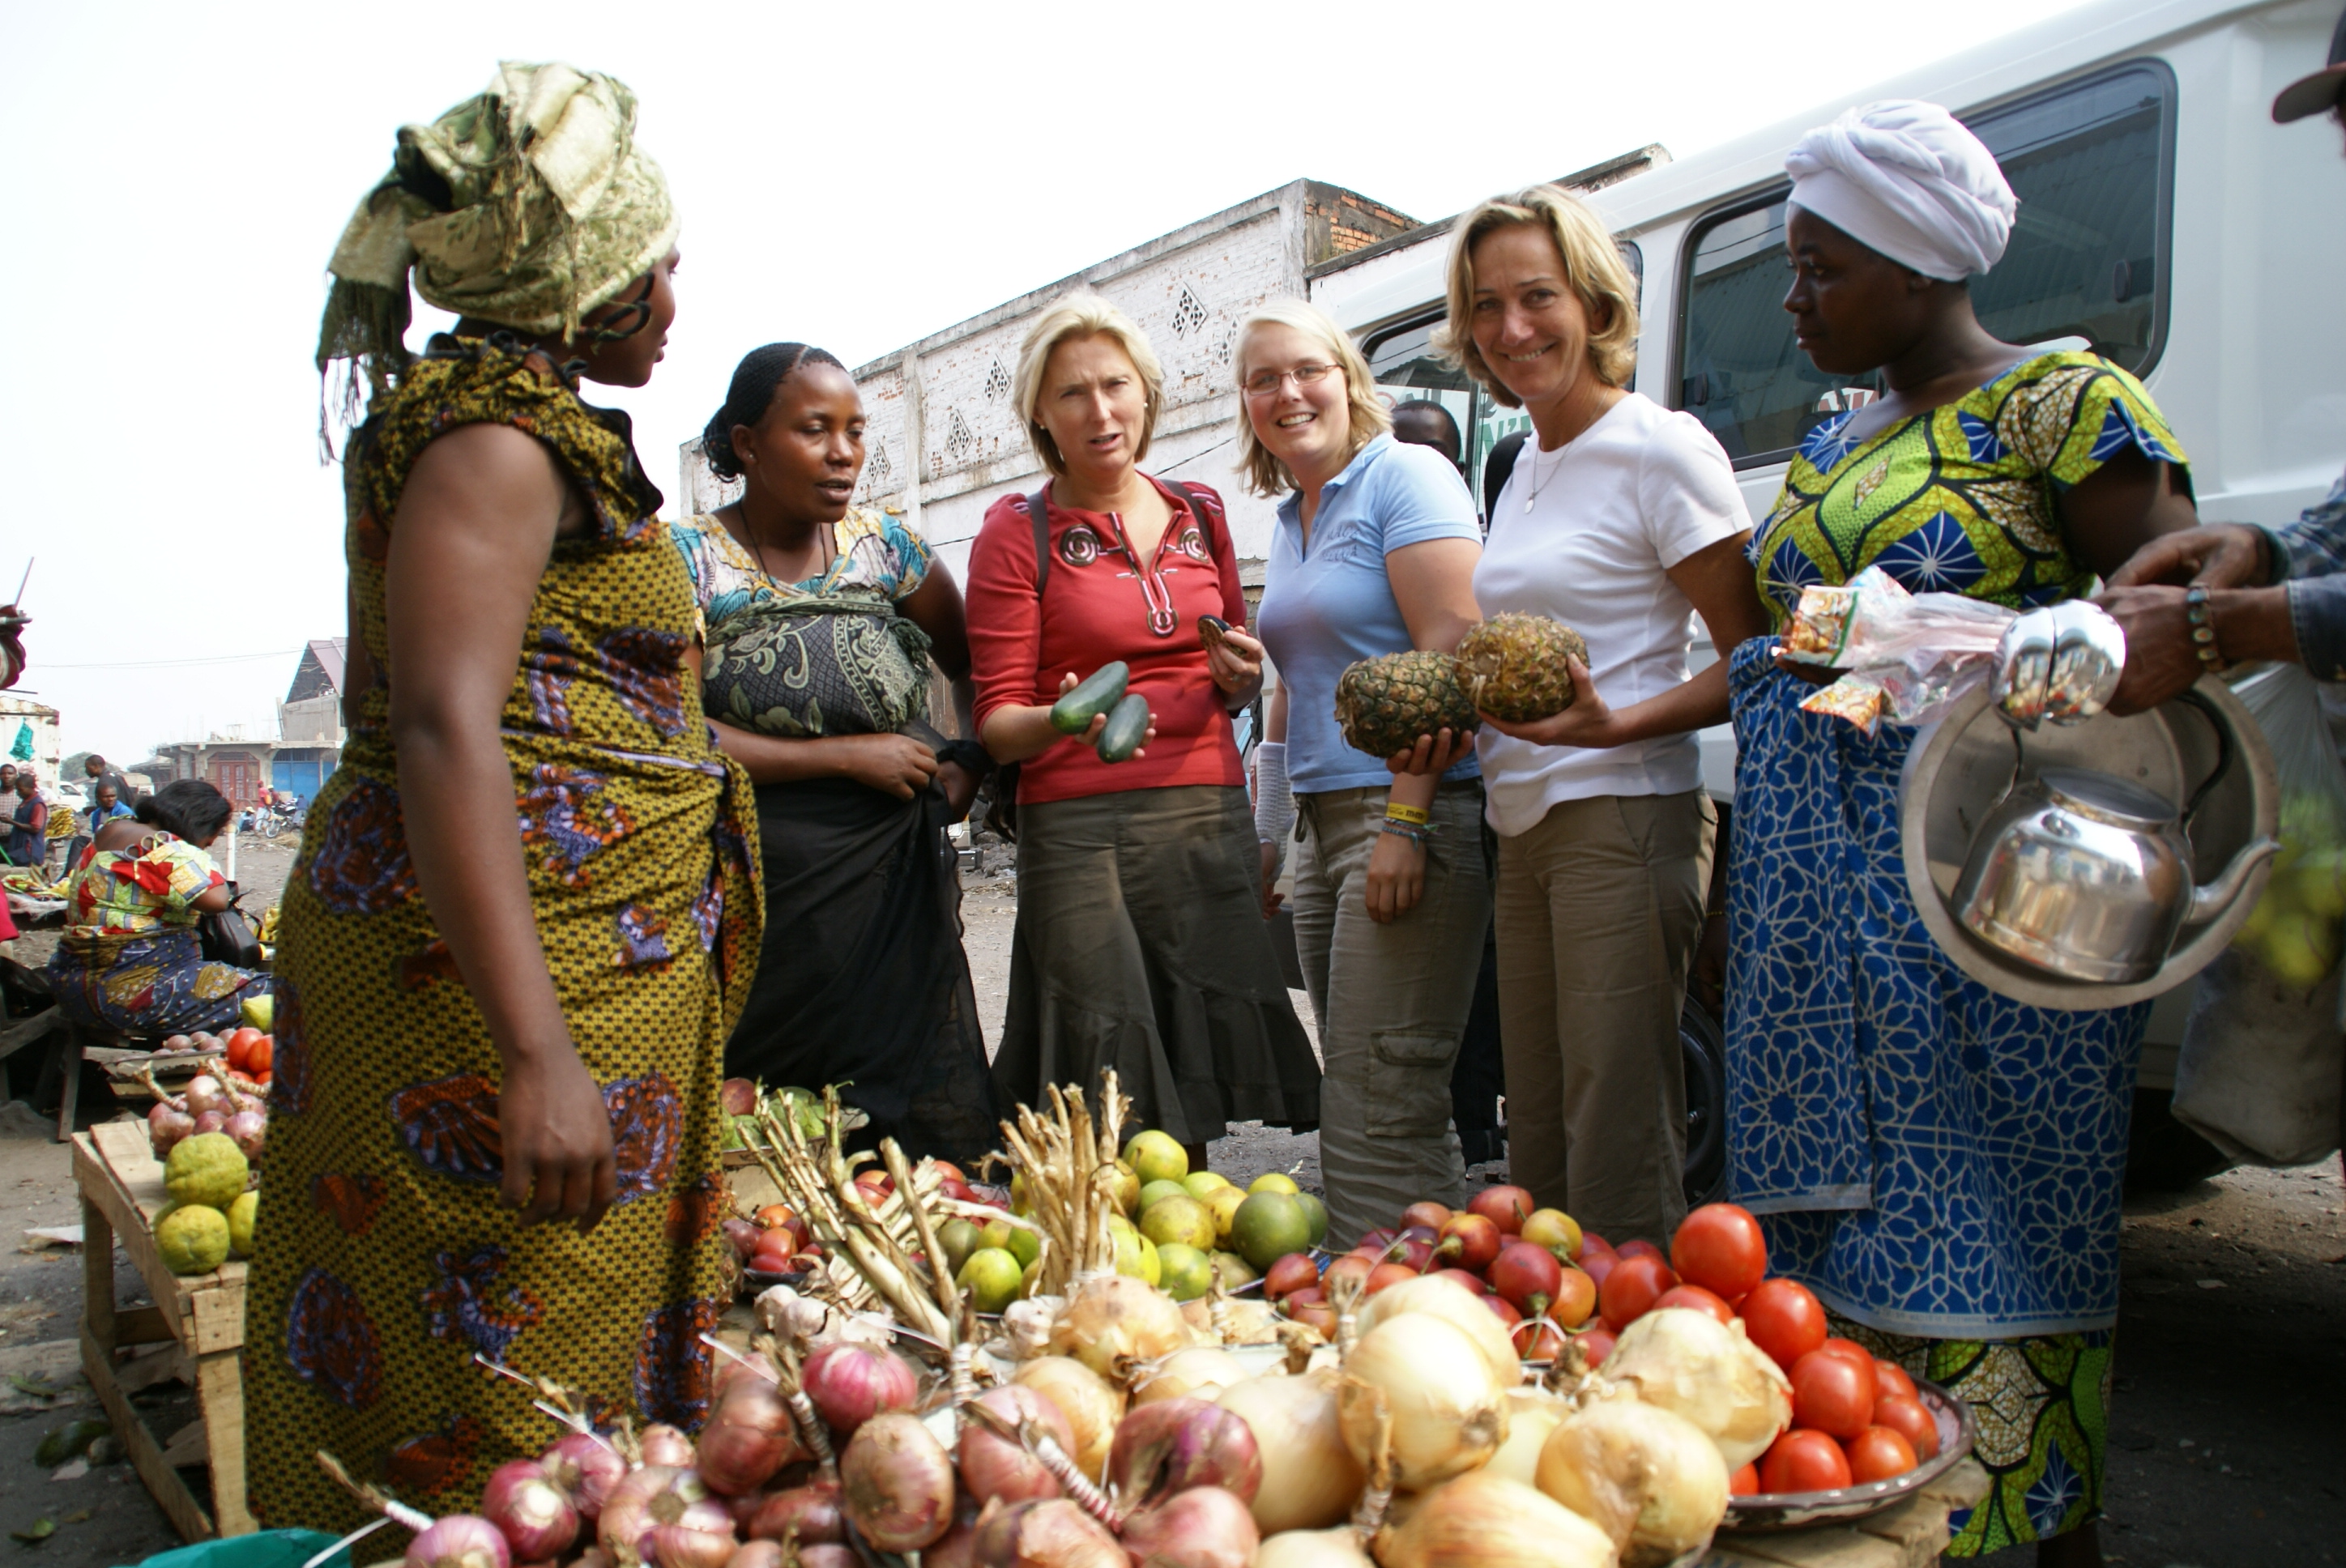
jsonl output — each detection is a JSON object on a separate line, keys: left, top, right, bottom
{"left": 1781, "top": 567, "right": 2016, "bottom": 732}
{"left": 117, "top": 1530, "right": 350, "bottom": 1568}
{"left": 2172, "top": 663, "right": 2346, "bottom": 1167}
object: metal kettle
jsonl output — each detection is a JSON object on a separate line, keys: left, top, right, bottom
{"left": 1951, "top": 715, "right": 2279, "bottom": 985}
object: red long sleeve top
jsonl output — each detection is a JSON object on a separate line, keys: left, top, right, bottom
{"left": 967, "top": 475, "right": 1248, "bottom": 805}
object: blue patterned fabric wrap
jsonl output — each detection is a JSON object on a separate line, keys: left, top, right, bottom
{"left": 1724, "top": 637, "right": 2150, "bottom": 1336}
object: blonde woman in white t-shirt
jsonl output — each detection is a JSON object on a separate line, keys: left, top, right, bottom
{"left": 1406, "top": 185, "right": 1772, "bottom": 1246}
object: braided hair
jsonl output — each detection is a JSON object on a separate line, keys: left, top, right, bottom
{"left": 701, "top": 343, "right": 847, "bottom": 480}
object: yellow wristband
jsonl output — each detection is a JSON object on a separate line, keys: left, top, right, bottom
{"left": 1384, "top": 803, "right": 1431, "bottom": 826}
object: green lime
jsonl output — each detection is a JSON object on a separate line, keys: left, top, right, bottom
{"left": 1181, "top": 1170, "right": 1234, "bottom": 1199}
{"left": 1139, "top": 1194, "right": 1216, "bottom": 1251}
{"left": 1139, "top": 1179, "right": 1190, "bottom": 1213}
{"left": 1124, "top": 1130, "right": 1188, "bottom": 1187}
{"left": 981, "top": 1216, "right": 1016, "bottom": 1253}
{"left": 1156, "top": 1243, "right": 1214, "bottom": 1302}
{"left": 1209, "top": 1250, "right": 1260, "bottom": 1290}
{"left": 939, "top": 1216, "right": 983, "bottom": 1276}
{"left": 957, "top": 1247, "right": 1022, "bottom": 1314}
{"left": 1295, "top": 1191, "right": 1329, "bottom": 1248}
{"left": 1231, "top": 1191, "right": 1312, "bottom": 1272}
{"left": 1248, "top": 1171, "right": 1300, "bottom": 1196}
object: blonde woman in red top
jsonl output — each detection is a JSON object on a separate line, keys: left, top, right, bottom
{"left": 968, "top": 295, "right": 1319, "bottom": 1162}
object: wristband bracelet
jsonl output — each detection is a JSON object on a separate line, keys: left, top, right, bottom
{"left": 1378, "top": 819, "right": 1430, "bottom": 846}
{"left": 2184, "top": 586, "right": 2228, "bottom": 671}
{"left": 1384, "top": 803, "right": 1431, "bottom": 826}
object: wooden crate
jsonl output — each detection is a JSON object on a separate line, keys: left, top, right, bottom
{"left": 74, "top": 1119, "right": 251, "bottom": 1541}
{"left": 1699, "top": 1459, "right": 1993, "bottom": 1568}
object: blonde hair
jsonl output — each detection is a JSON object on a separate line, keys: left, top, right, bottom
{"left": 1231, "top": 298, "right": 1393, "bottom": 498}
{"left": 1435, "top": 185, "right": 1640, "bottom": 403}
{"left": 1013, "top": 293, "right": 1165, "bottom": 478}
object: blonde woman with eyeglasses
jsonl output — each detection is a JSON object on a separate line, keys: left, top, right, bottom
{"left": 1239, "top": 300, "right": 1489, "bottom": 1246}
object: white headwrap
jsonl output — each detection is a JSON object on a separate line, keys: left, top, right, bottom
{"left": 1785, "top": 100, "right": 2016, "bottom": 280}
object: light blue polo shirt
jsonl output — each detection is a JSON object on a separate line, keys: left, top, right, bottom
{"left": 1256, "top": 434, "right": 1484, "bottom": 793}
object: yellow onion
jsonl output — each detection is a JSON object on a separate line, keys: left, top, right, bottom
{"left": 1215, "top": 1370, "right": 1363, "bottom": 1534}
{"left": 1598, "top": 1308, "right": 1791, "bottom": 1471}
{"left": 1335, "top": 1314, "right": 1508, "bottom": 1491}
{"left": 1537, "top": 1396, "right": 1728, "bottom": 1567}
{"left": 968, "top": 1496, "right": 1124, "bottom": 1568}
{"left": 1012, "top": 1356, "right": 1125, "bottom": 1481}
{"left": 1485, "top": 1388, "right": 1569, "bottom": 1489}
{"left": 1250, "top": 1528, "right": 1374, "bottom": 1568}
{"left": 1373, "top": 1471, "right": 1616, "bottom": 1568}
{"left": 1130, "top": 1345, "right": 1249, "bottom": 1407}
{"left": 1049, "top": 1275, "right": 1191, "bottom": 1382}
{"left": 1353, "top": 1273, "right": 1522, "bottom": 1387}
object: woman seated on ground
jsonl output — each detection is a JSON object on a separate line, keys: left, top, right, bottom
{"left": 675, "top": 342, "right": 1000, "bottom": 1162}
{"left": 46, "top": 778, "right": 268, "bottom": 1034}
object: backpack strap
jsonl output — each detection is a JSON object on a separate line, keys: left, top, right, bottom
{"left": 1165, "top": 480, "right": 1229, "bottom": 566}
{"left": 1027, "top": 484, "right": 1052, "bottom": 600}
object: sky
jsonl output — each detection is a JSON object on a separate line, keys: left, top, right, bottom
{"left": 0, "top": 0, "right": 2096, "bottom": 765}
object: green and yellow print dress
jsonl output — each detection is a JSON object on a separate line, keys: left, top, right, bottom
{"left": 247, "top": 335, "right": 762, "bottom": 1528}
{"left": 1725, "top": 353, "right": 2185, "bottom": 1554}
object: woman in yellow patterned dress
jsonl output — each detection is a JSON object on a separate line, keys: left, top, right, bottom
{"left": 246, "top": 63, "right": 758, "bottom": 1528}
{"left": 1725, "top": 104, "right": 2197, "bottom": 1566}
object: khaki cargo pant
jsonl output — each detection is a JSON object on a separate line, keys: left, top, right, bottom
{"left": 1495, "top": 789, "right": 1714, "bottom": 1248}
{"left": 1291, "top": 781, "right": 1493, "bottom": 1248}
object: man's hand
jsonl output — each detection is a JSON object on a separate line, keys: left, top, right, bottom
{"left": 841, "top": 734, "right": 941, "bottom": 800}
{"left": 2095, "top": 585, "right": 2211, "bottom": 715}
{"left": 2105, "top": 523, "right": 2270, "bottom": 590}
{"left": 1363, "top": 829, "right": 1425, "bottom": 924}
{"left": 497, "top": 1042, "right": 617, "bottom": 1231}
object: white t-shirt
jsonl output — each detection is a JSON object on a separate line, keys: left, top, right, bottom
{"left": 1474, "top": 392, "right": 1747, "bottom": 836}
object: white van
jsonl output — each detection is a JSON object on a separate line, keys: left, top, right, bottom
{"left": 1309, "top": 0, "right": 2346, "bottom": 1190}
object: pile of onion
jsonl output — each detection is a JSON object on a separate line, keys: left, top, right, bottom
{"left": 1483, "top": 1388, "right": 1568, "bottom": 1489}
{"left": 1013, "top": 1355, "right": 1124, "bottom": 1481}
{"left": 839, "top": 1412, "right": 955, "bottom": 1552}
{"left": 958, "top": 1386, "right": 1075, "bottom": 1506}
{"left": 1215, "top": 1369, "right": 1362, "bottom": 1534}
{"left": 1352, "top": 1273, "right": 1522, "bottom": 1387}
{"left": 1598, "top": 1306, "right": 1791, "bottom": 1470}
{"left": 1047, "top": 1274, "right": 1192, "bottom": 1382}
{"left": 1130, "top": 1345, "right": 1248, "bottom": 1407}
{"left": 480, "top": 1460, "right": 579, "bottom": 1562}
{"left": 1117, "top": 1485, "right": 1260, "bottom": 1568}
{"left": 1537, "top": 1395, "right": 1730, "bottom": 1567}
{"left": 696, "top": 1376, "right": 804, "bottom": 1496}
{"left": 1335, "top": 1313, "right": 1509, "bottom": 1490}
{"left": 1107, "top": 1396, "right": 1262, "bottom": 1507}
{"left": 597, "top": 1467, "right": 731, "bottom": 1567}
{"left": 1374, "top": 1471, "right": 1616, "bottom": 1568}
{"left": 969, "top": 1497, "right": 1123, "bottom": 1568}
{"left": 801, "top": 1341, "right": 921, "bottom": 1437}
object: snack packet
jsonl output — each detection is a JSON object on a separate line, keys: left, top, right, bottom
{"left": 1785, "top": 566, "right": 2018, "bottom": 732}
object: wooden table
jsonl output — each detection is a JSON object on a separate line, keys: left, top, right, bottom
{"left": 73, "top": 1120, "right": 252, "bottom": 1540}
{"left": 1698, "top": 1459, "right": 1992, "bottom": 1567}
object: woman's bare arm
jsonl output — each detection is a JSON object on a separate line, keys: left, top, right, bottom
{"left": 386, "top": 422, "right": 616, "bottom": 1231}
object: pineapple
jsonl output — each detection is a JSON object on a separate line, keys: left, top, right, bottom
{"left": 1333, "top": 650, "right": 1480, "bottom": 758}
{"left": 1454, "top": 613, "right": 1589, "bottom": 722}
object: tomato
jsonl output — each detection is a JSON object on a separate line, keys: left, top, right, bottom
{"left": 1489, "top": 1241, "right": 1566, "bottom": 1313}
{"left": 245, "top": 1037, "right": 272, "bottom": 1075}
{"left": 1579, "top": 1249, "right": 1618, "bottom": 1289}
{"left": 254, "top": 1072, "right": 272, "bottom": 1088}
{"left": 1550, "top": 1265, "right": 1598, "bottom": 1327}
{"left": 1481, "top": 1293, "right": 1523, "bottom": 1329}
{"left": 1365, "top": 1262, "right": 1418, "bottom": 1295}
{"left": 929, "top": 1160, "right": 966, "bottom": 1184}
{"left": 1760, "top": 1429, "right": 1853, "bottom": 1493}
{"left": 1872, "top": 1359, "right": 1918, "bottom": 1404}
{"left": 1431, "top": 1268, "right": 1487, "bottom": 1295}
{"left": 1358, "top": 1227, "right": 1397, "bottom": 1255}
{"left": 1265, "top": 1253, "right": 1320, "bottom": 1301}
{"left": 1468, "top": 1185, "right": 1535, "bottom": 1235}
{"left": 1843, "top": 1425, "right": 1919, "bottom": 1484}
{"left": 755, "top": 1204, "right": 797, "bottom": 1230}
{"left": 1323, "top": 1254, "right": 1375, "bottom": 1297}
{"left": 1288, "top": 1300, "right": 1337, "bottom": 1336}
{"left": 1575, "top": 1326, "right": 1618, "bottom": 1367}
{"left": 1816, "top": 1336, "right": 1874, "bottom": 1370}
{"left": 1578, "top": 1231, "right": 1616, "bottom": 1260}
{"left": 1670, "top": 1203, "right": 1768, "bottom": 1301}
{"left": 1393, "top": 1239, "right": 1435, "bottom": 1272}
{"left": 1616, "top": 1238, "right": 1666, "bottom": 1263}
{"left": 1728, "top": 1463, "right": 1760, "bottom": 1498}
{"left": 1519, "top": 1208, "right": 1580, "bottom": 1258}
{"left": 1282, "top": 1286, "right": 1325, "bottom": 1310}
{"left": 1596, "top": 1253, "right": 1678, "bottom": 1327}
{"left": 1400, "top": 1201, "right": 1453, "bottom": 1232}
{"left": 1435, "top": 1213, "right": 1504, "bottom": 1272}
{"left": 223, "top": 1028, "right": 254, "bottom": 1072}
{"left": 1790, "top": 1349, "right": 1879, "bottom": 1440}
{"left": 1652, "top": 1283, "right": 1735, "bottom": 1326}
{"left": 1738, "top": 1278, "right": 1828, "bottom": 1373}
{"left": 1870, "top": 1393, "right": 1939, "bottom": 1460}
{"left": 1513, "top": 1315, "right": 1568, "bottom": 1361}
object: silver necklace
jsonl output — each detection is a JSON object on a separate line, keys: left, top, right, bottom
{"left": 1523, "top": 439, "right": 1572, "bottom": 513}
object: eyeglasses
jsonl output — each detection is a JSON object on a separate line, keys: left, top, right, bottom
{"left": 1243, "top": 362, "right": 1341, "bottom": 398}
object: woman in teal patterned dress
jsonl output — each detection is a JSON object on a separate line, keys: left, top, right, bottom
{"left": 1725, "top": 103, "right": 2199, "bottom": 1566}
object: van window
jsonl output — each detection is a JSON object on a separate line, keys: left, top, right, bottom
{"left": 1674, "top": 62, "right": 2173, "bottom": 468}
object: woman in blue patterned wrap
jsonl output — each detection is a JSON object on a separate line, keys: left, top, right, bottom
{"left": 1727, "top": 102, "right": 2199, "bottom": 1566}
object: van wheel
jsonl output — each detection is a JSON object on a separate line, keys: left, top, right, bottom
{"left": 2124, "top": 1087, "right": 2234, "bottom": 1194}
{"left": 1682, "top": 995, "right": 1729, "bottom": 1208}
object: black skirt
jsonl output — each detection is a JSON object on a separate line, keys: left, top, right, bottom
{"left": 726, "top": 774, "right": 1000, "bottom": 1165}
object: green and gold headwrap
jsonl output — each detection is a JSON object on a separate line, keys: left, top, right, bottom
{"left": 317, "top": 61, "right": 677, "bottom": 424}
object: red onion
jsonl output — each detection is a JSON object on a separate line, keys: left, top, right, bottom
{"left": 968, "top": 1498, "right": 1123, "bottom": 1568}
{"left": 639, "top": 1425, "right": 697, "bottom": 1468}
{"left": 540, "top": 1433, "right": 627, "bottom": 1520}
{"left": 958, "top": 1386, "right": 1075, "bottom": 1506}
{"left": 1107, "top": 1398, "right": 1262, "bottom": 1507}
{"left": 697, "top": 1383, "right": 803, "bottom": 1495}
{"left": 193, "top": 1110, "right": 228, "bottom": 1137}
{"left": 148, "top": 1103, "right": 194, "bottom": 1156}
{"left": 407, "top": 1516, "right": 511, "bottom": 1568}
{"left": 922, "top": 1516, "right": 980, "bottom": 1568}
{"left": 720, "top": 1220, "right": 763, "bottom": 1262}
{"left": 224, "top": 1109, "right": 268, "bottom": 1160}
{"left": 1118, "top": 1485, "right": 1259, "bottom": 1568}
{"left": 721, "top": 1545, "right": 783, "bottom": 1568}
{"left": 598, "top": 1467, "right": 714, "bottom": 1559}
{"left": 746, "top": 1481, "right": 843, "bottom": 1545}
{"left": 838, "top": 1412, "right": 955, "bottom": 1550}
{"left": 803, "top": 1341, "right": 921, "bottom": 1438}
{"left": 481, "top": 1460, "right": 579, "bottom": 1562}
{"left": 646, "top": 1523, "right": 735, "bottom": 1568}
{"left": 787, "top": 1549, "right": 854, "bottom": 1568}
{"left": 185, "top": 1075, "right": 230, "bottom": 1117}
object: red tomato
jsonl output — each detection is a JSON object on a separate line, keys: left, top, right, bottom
{"left": 254, "top": 1072, "right": 272, "bottom": 1088}
{"left": 1481, "top": 1293, "right": 1523, "bottom": 1330}
{"left": 1738, "top": 1278, "right": 1828, "bottom": 1373}
{"left": 1872, "top": 1360, "right": 1918, "bottom": 1404}
{"left": 1467, "top": 1184, "right": 1534, "bottom": 1234}
{"left": 1393, "top": 1239, "right": 1435, "bottom": 1272}
{"left": 1513, "top": 1315, "right": 1568, "bottom": 1361}
{"left": 1265, "top": 1253, "right": 1320, "bottom": 1301}
{"left": 1870, "top": 1393, "right": 1939, "bottom": 1460}
{"left": 245, "top": 1037, "right": 272, "bottom": 1075}
{"left": 929, "top": 1160, "right": 966, "bottom": 1184}
{"left": 1790, "top": 1349, "right": 1879, "bottom": 1440}
{"left": 1282, "top": 1286, "right": 1325, "bottom": 1310}
{"left": 1816, "top": 1336, "right": 1874, "bottom": 1369}
{"left": 223, "top": 1028, "right": 254, "bottom": 1072}
{"left": 1358, "top": 1227, "right": 1397, "bottom": 1255}
{"left": 1616, "top": 1238, "right": 1666, "bottom": 1263}
{"left": 1578, "top": 1231, "right": 1615, "bottom": 1258}
{"left": 1365, "top": 1262, "right": 1418, "bottom": 1295}
{"left": 1550, "top": 1265, "right": 1598, "bottom": 1327}
{"left": 1728, "top": 1463, "right": 1760, "bottom": 1498}
{"left": 1400, "top": 1201, "right": 1452, "bottom": 1233}
{"left": 1579, "top": 1249, "right": 1618, "bottom": 1289}
{"left": 1435, "top": 1213, "right": 1504, "bottom": 1272}
{"left": 1652, "top": 1284, "right": 1735, "bottom": 1326}
{"left": 1760, "top": 1429, "right": 1853, "bottom": 1493}
{"left": 1597, "top": 1253, "right": 1678, "bottom": 1327}
{"left": 1431, "top": 1268, "right": 1487, "bottom": 1295}
{"left": 1843, "top": 1425, "right": 1919, "bottom": 1483}
{"left": 1289, "top": 1300, "right": 1338, "bottom": 1336}
{"left": 755, "top": 1204, "right": 797, "bottom": 1230}
{"left": 1670, "top": 1203, "right": 1768, "bottom": 1301}
{"left": 1323, "top": 1254, "right": 1375, "bottom": 1297}
{"left": 1575, "top": 1326, "right": 1618, "bottom": 1367}
{"left": 1489, "top": 1241, "right": 1566, "bottom": 1314}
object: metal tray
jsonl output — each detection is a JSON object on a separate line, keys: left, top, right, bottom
{"left": 1898, "top": 674, "right": 2276, "bottom": 1008}
{"left": 1721, "top": 1377, "right": 1977, "bottom": 1532}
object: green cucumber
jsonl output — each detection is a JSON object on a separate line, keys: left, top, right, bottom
{"left": 1096, "top": 692, "right": 1151, "bottom": 763}
{"left": 1051, "top": 662, "right": 1130, "bottom": 734}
